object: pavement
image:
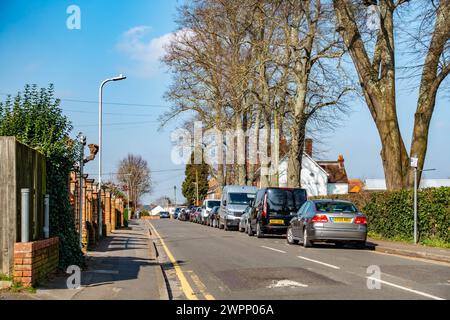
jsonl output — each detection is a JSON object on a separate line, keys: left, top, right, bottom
{"left": 148, "top": 219, "right": 450, "bottom": 300}
{"left": 0, "top": 219, "right": 168, "bottom": 300}
{"left": 366, "top": 237, "right": 450, "bottom": 264}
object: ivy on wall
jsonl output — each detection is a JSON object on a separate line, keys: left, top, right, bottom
{"left": 0, "top": 84, "right": 84, "bottom": 269}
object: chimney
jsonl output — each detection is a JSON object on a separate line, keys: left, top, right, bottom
{"left": 338, "top": 154, "right": 344, "bottom": 168}
{"left": 305, "top": 139, "right": 313, "bottom": 157}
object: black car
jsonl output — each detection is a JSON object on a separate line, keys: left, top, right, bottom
{"left": 248, "top": 187, "right": 307, "bottom": 238}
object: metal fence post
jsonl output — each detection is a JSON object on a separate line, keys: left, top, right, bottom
{"left": 44, "top": 194, "right": 50, "bottom": 238}
{"left": 21, "top": 188, "right": 30, "bottom": 243}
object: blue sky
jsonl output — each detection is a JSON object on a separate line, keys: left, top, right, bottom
{"left": 0, "top": 1, "right": 449, "bottom": 204}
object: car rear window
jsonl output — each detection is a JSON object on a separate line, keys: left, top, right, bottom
{"left": 267, "top": 189, "right": 307, "bottom": 212}
{"left": 315, "top": 202, "right": 358, "bottom": 213}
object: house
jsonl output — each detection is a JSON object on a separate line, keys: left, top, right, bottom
{"left": 206, "top": 177, "right": 221, "bottom": 200}
{"left": 150, "top": 205, "right": 165, "bottom": 216}
{"left": 278, "top": 139, "right": 349, "bottom": 197}
{"left": 364, "top": 179, "right": 450, "bottom": 191}
{"left": 348, "top": 179, "right": 364, "bottom": 193}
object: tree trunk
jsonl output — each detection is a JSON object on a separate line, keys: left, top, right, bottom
{"left": 259, "top": 114, "right": 271, "bottom": 188}
{"left": 247, "top": 109, "right": 261, "bottom": 186}
{"left": 236, "top": 111, "right": 246, "bottom": 185}
{"left": 271, "top": 109, "right": 280, "bottom": 187}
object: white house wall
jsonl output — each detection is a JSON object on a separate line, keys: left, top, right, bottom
{"left": 279, "top": 156, "right": 328, "bottom": 197}
{"left": 327, "top": 183, "right": 349, "bottom": 195}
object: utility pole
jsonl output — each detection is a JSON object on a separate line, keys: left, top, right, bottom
{"left": 196, "top": 168, "right": 199, "bottom": 206}
{"left": 78, "top": 133, "right": 86, "bottom": 248}
{"left": 174, "top": 185, "right": 177, "bottom": 207}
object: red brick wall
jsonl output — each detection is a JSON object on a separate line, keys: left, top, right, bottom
{"left": 14, "top": 237, "right": 59, "bottom": 287}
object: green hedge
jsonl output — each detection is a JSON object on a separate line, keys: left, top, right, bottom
{"left": 312, "top": 187, "right": 450, "bottom": 244}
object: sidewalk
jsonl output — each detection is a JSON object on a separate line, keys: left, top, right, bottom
{"left": 5, "top": 219, "right": 168, "bottom": 300}
{"left": 367, "top": 237, "right": 450, "bottom": 264}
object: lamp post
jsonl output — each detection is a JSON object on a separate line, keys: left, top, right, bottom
{"left": 98, "top": 74, "right": 126, "bottom": 237}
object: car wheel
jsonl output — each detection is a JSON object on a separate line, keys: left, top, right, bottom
{"left": 224, "top": 221, "right": 229, "bottom": 231}
{"left": 256, "top": 223, "right": 263, "bottom": 238}
{"left": 287, "top": 227, "right": 298, "bottom": 245}
{"left": 219, "top": 218, "right": 224, "bottom": 229}
{"left": 303, "top": 227, "right": 312, "bottom": 248}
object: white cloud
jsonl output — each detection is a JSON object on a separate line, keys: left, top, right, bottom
{"left": 117, "top": 26, "right": 189, "bottom": 78}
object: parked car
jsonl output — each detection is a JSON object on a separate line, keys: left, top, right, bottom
{"left": 219, "top": 185, "right": 258, "bottom": 231}
{"left": 173, "top": 207, "right": 182, "bottom": 219}
{"left": 179, "top": 209, "right": 189, "bottom": 221}
{"left": 159, "top": 211, "right": 170, "bottom": 219}
{"left": 248, "top": 187, "right": 307, "bottom": 238}
{"left": 286, "top": 199, "right": 367, "bottom": 248}
{"left": 194, "top": 207, "right": 203, "bottom": 223}
{"left": 239, "top": 205, "right": 252, "bottom": 232}
{"left": 207, "top": 206, "right": 220, "bottom": 227}
{"left": 200, "top": 199, "right": 221, "bottom": 225}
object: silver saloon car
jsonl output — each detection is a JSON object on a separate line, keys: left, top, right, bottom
{"left": 287, "top": 200, "right": 367, "bottom": 248}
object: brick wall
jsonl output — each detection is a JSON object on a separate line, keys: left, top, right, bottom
{"left": 14, "top": 237, "right": 59, "bottom": 287}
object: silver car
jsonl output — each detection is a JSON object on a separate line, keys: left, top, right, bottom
{"left": 219, "top": 185, "right": 257, "bottom": 231}
{"left": 287, "top": 200, "right": 367, "bottom": 248}
{"left": 239, "top": 206, "right": 252, "bottom": 232}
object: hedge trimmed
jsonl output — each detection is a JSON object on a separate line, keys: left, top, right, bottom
{"left": 312, "top": 187, "right": 450, "bottom": 244}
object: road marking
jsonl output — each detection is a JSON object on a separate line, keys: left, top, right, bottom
{"left": 189, "top": 272, "right": 215, "bottom": 300}
{"left": 261, "top": 246, "right": 287, "bottom": 253}
{"left": 367, "top": 277, "right": 444, "bottom": 300}
{"left": 148, "top": 222, "right": 199, "bottom": 300}
{"left": 297, "top": 256, "right": 341, "bottom": 270}
{"left": 267, "top": 280, "right": 308, "bottom": 288}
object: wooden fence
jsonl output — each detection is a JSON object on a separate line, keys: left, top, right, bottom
{"left": 0, "top": 137, "right": 46, "bottom": 275}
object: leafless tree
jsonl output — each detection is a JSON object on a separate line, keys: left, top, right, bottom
{"left": 117, "top": 154, "right": 152, "bottom": 210}
{"left": 333, "top": 0, "right": 449, "bottom": 189}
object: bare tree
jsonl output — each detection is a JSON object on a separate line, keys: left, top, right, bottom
{"left": 117, "top": 154, "right": 152, "bottom": 210}
{"left": 333, "top": 0, "right": 449, "bottom": 189}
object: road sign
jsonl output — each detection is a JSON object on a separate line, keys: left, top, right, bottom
{"left": 410, "top": 157, "right": 418, "bottom": 168}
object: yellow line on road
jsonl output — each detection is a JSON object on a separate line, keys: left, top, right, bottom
{"left": 148, "top": 222, "right": 209, "bottom": 300}
{"left": 189, "top": 272, "right": 216, "bottom": 300}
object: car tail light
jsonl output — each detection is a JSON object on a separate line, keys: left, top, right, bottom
{"left": 262, "top": 193, "right": 268, "bottom": 219}
{"left": 354, "top": 216, "right": 367, "bottom": 225}
{"left": 311, "top": 215, "right": 328, "bottom": 223}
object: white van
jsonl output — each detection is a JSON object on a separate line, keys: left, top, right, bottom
{"left": 219, "top": 185, "right": 257, "bottom": 231}
{"left": 200, "top": 199, "right": 221, "bottom": 224}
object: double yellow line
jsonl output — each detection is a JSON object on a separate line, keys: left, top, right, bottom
{"left": 148, "top": 222, "right": 215, "bottom": 300}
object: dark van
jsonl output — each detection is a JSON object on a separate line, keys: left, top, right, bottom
{"left": 248, "top": 187, "right": 307, "bottom": 238}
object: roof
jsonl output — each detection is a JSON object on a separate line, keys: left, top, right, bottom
{"left": 348, "top": 179, "right": 364, "bottom": 193}
{"left": 316, "top": 158, "right": 348, "bottom": 184}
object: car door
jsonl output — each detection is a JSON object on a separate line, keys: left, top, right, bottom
{"left": 251, "top": 190, "right": 263, "bottom": 229}
{"left": 297, "top": 202, "right": 312, "bottom": 238}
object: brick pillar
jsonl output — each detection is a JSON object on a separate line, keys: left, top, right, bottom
{"left": 111, "top": 195, "right": 116, "bottom": 232}
{"left": 120, "top": 198, "right": 124, "bottom": 227}
{"left": 92, "top": 191, "right": 99, "bottom": 244}
{"left": 104, "top": 191, "right": 111, "bottom": 235}
{"left": 115, "top": 198, "right": 121, "bottom": 228}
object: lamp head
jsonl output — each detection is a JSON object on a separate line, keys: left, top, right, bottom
{"left": 113, "top": 74, "right": 127, "bottom": 81}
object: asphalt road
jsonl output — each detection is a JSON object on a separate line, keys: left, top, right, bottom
{"left": 150, "top": 219, "right": 450, "bottom": 300}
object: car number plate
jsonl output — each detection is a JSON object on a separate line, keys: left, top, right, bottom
{"left": 333, "top": 217, "right": 352, "bottom": 223}
{"left": 270, "top": 219, "right": 284, "bottom": 225}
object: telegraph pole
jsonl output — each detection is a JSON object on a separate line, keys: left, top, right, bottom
{"left": 196, "top": 168, "right": 199, "bottom": 206}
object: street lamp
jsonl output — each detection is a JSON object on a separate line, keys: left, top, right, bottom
{"left": 98, "top": 74, "right": 126, "bottom": 237}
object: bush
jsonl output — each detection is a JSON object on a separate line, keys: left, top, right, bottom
{"left": 140, "top": 210, "right": 150, "bottom": 217}
{"left": 312, "top": 187, "right": 450, "bottom": 245}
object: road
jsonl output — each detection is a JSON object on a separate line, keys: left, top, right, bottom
{"left": 149, "top": 219, "right": 450, "bottom": 300}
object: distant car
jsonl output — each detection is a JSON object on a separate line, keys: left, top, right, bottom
{"left": 194, "top": 207, "right": 203, "bottom": 223}
{"left": 207, "top": 206, "right": 220, "bottom": 227}
{"left": 200, "top": 199, "right": 221, "bottom": 225}
{"left": 179, "top": 209, "right": 189, "bottom": 221}
{"left": 239, "top": 206, "right": 252, "bottom": 232}
{"left": 248, "top": 187, "right": 307, "bottom": 238}
{"left": 159, "top": 211, "right": 170, "bottom": 219}
{"left": 286, "top": 200, "right": 367, "bottom": 248}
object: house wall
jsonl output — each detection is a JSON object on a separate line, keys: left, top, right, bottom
{"left": 279, "top": 156, "right": 328, "bottom": 197}
{"left": 327, "top": 183, "right": 349, "bottom": 195}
